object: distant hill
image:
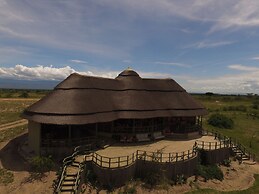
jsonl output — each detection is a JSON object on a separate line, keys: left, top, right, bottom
{"left": 0, "top": 78, "right": 59, "bottom": 90}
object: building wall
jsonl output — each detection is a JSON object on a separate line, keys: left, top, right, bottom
{"left": 28, "top": 120, "right": 41, "bottom": 155}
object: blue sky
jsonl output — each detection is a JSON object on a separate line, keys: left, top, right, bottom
{"left": 1, "top": 0, "right": 259, "bottom": 94}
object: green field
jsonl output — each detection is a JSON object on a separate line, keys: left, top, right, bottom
{"left": 0, "top": 99, "right": 38, "bottom": 125}
{"left": 193, "top": 94, "right": 259, "bottom": 159}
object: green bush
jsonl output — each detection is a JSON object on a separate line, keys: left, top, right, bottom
{"left": 208, "top": 113, "right": 234, "bottom": 129}
{"left": 222, "top": 159, "right": 231, "bottom": 167}
{"left": 196, "top": 164, "right": 224, "bottom": 181}
{"left": 19, "top": 91, "right": 29, "bottom": 98}
{"left": 0, "top": 168, "right": 14, "bottom": 185}
{"left": 30, "top": 156, "right": 54, "bottom": 172}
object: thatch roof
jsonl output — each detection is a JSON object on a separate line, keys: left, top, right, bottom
{"left": 22, "top": 69, "right": 207, "bottom": 124}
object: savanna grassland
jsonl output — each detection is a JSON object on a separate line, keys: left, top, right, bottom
{"left": 0, "top": 89, "right": 48, "bottom": 125}
{"left": 193, "top": 94, "right": 259, "bottom": 159}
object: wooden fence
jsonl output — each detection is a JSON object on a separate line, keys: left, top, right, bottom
{"left": 195, "top": 140, "right": 229, "bottom": 150}
{"left": 92, "top": 152, "right": 137, "bottom": 168}
{"left": 91, "top": 148, "right": 197, "bottom": 169}
{"left": 202, "top": 129, "right": 256, "bottom": 161}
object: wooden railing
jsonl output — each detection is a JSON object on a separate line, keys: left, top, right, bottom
{"left": 202, "top": 129, "right": 256, "bottom": 161}
{"left": 195, "top": 140, "right": 229, "bottom": 150}
{"left": 92, "top": 152, "right": 137, "bottom": 168}
{"left": 91, "top": 148, "right": 197, "bottom": 169}
{"left": 137, "top": 149, "right": 197, "bottom": 163}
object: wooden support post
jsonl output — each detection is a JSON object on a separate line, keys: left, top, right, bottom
{"left": 109, "top": 158, "right": 111, "bottom": 168}
{"left": 215, "top": 142, "right": 217, "bottom": 150}
{"left": 68, "top": 125, "right": 72, "bottom": 146}
{"left": 209, "top": 142, "right": 211, "bottom": 150}
{"left": 133, "top": 119, "right": 135, "bottom": 134}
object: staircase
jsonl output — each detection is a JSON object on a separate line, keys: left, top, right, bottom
{"left": 55, "top": 155, "right": 84, "bottom": 193}
{"left": 55, "top": 145, "right": 93, "bottom": 194}
{"left": 231, "top": 145, "right": 250, "bottom": 161}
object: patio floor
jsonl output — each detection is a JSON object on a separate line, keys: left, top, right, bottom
{"left": 96, "top": 135, "right": 219, "bottom": 158}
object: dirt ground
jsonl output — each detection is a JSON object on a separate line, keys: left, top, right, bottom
{"left": 1, "top": 133, "right": 259, "bottom": 194}
{"left": 0, "top": 133, "right": 56, "bottom": 194}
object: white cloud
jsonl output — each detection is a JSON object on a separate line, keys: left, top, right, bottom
{"left": 251, "top": 56, "right": 259, "bottom": 60}
{"left": 154, "top": 61, "right": 190, "bottom": 67}
{"left": 0, "top": 64, "right": 171, "bottom": 81}
{"left": 228, "top": 64, "right": 259, "bottom": 71}
{"left": 69, "top": 59, "right": 88, "bottom": 64}
{"left": 186, "top": 40, "right": 235, "bottom": 49}
{"left": 1, "top": 64, "right": 259, "bottom": 94}
{"left": 184, "top": 65, "right": 259, "bottom": 94}
{"left": 0, "top": 65, "right": 78, "bottom": 80}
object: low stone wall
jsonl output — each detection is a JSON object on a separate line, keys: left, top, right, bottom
{"left": 169, "top": 131, "right": 201, "bottom": 140}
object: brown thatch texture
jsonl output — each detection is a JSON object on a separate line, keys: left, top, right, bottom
{"left": 22, "top": 69, "right": 207, "bottom": 124}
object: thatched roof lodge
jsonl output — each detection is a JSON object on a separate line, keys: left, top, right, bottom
{"left": 22, "top": 69, "right": 207, "bottom": 155}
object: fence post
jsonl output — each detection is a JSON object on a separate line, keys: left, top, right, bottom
{"left": 202, "top": 141, "right": 204, "bottom": 149}
{"left": 215, "top": 142, "right": 217, "bottom": 150}
{"left": 209, "top": 142, "right": 211, "bottom": 150}
{"left": 118, "top": 157, "right": 120, "bottom": 168}
{"left": 127, "top": 156, "right": 129, "bottom": 166}
{"left": 132, "top": 153, "right": 135, "bottom": 163}
{"left": 109, "top": 158, "right": 111, "bottom": 168}
{"left": 182, "top": 151, "right": 185, "bottom": 161}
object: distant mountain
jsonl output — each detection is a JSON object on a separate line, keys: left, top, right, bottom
{"left": 0, "top": 78, "right": 59, "bottom": 89}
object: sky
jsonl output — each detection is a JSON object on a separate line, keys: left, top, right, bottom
{"left": 0, "top": 0, "right": 259, "bottom": 94}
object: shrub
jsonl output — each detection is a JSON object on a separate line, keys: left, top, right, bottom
{"left": 19, "top": 91, "right": 29, "bottom": 98}
{"left": 208, "top": 113, "right": 234, "bottom": 129}
{"left": 0, "top": 168, "right": 14, "bottom": 185}
{"left": 222, "top": 159, "right": 231, "bottom": 167}
{"left": 30, "top": 156, "right": 54, "bottom": 172}
{"left": 196, "top": 164, "right": 224, "bottom": 181}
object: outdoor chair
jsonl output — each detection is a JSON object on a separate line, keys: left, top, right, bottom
{"left": 136, "top": 133, "right": 150, "bottom": 142}
{"left": 153, "top": 131, "right": 165, "bottom": 140}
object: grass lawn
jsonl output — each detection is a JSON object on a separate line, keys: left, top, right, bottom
{"left": 0, "top": 99, "right": 38, "bottom": 125}
{"left": 0, "top": 124, "right": 27, "bottom": 143}
{"left": 193, "top": 95, "right": 259, "bottom": 159}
